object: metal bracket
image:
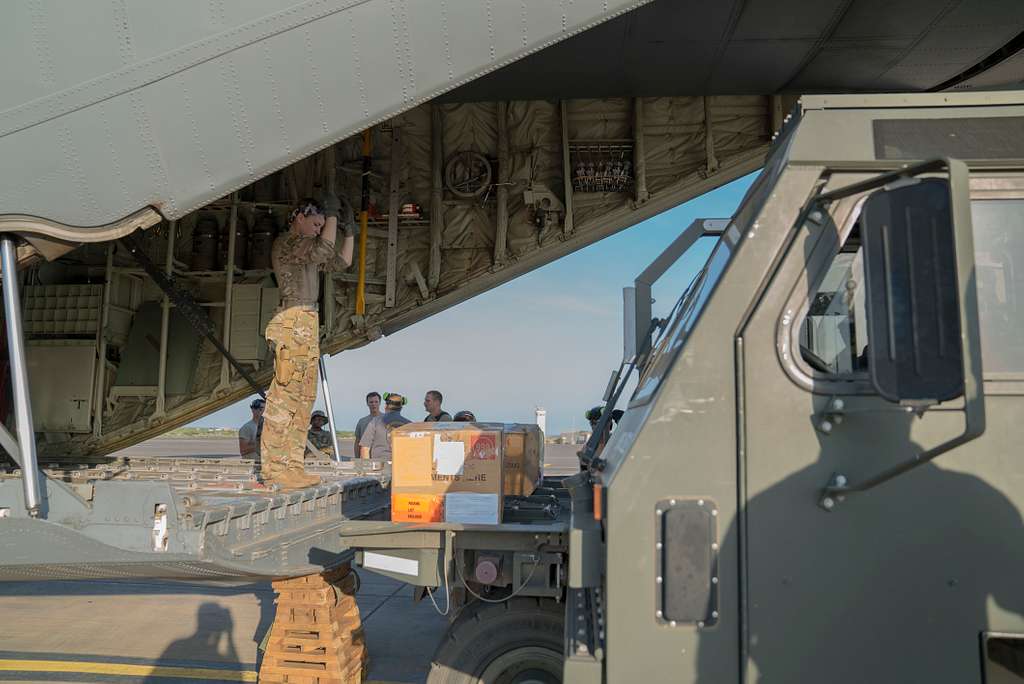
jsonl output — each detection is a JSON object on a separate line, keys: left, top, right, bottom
{"left": 816, "top": 397, "right": 920, "bottom": 435}
{"left": 818, "top": 473, "right": 849, "bottom": 511}
{"left": 815, "top": 397, "right": 847, "bottom": 435}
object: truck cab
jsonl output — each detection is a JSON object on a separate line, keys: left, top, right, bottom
{"left": 596, "top": 92, "right": 1024, "bottom": 683}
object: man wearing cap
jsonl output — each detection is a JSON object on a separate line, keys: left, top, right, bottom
{"left": 307, "top": 410, "right": 334, "bottom": 455}
{"left": 239, "top": 398, "right": 265, "bottom": 458}
{"left": 260, "top": 192, "right": 355, "bottom": 489}
{"left": 358, "top": 392, "right": 411, "bottom": 459}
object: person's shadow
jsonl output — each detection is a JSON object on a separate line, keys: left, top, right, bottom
{"left": 696, "top": 405, "right": 1024, "bottom": 683}
{"left": 145, "top": 602, "right": 241, "bottom": 681}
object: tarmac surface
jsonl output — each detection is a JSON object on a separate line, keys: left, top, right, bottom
{"left": 0, "top": 572, "right": 446, "bottom": 683}
{"left": 0, "top": 435, "right": 583, "bottom": 683}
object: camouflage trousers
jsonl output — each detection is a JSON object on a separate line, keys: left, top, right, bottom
{"left": 260, "top": 306, "right": 319, "bottom": 481}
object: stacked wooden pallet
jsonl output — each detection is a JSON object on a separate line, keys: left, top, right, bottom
{"left": 259, "top": 564, "right": 367, "bottom": 684}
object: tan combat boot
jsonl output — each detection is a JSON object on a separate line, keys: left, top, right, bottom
{"left": 272, "top": 468, "right": 321, "bottom": 490}
{"left": 260, "top": 451, "right": 320, "bottom": 490}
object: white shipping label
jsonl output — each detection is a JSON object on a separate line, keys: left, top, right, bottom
{"left": 363, "top": 551, "right": 419, "bottom": 577}
{"left": 445, "top": 493, "right": 500, "bottom": 525}
{"left": 433, "top": 435, "right": 465, "bottom": 475}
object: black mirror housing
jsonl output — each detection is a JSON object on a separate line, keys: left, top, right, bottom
{"left": 861, "top": 178, "right": 963, "bottom": 403}
{"left": 811, "top": 158, "right": 985, "bottom": 502}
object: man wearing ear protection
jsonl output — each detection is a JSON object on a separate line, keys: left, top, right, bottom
{"left": 358, "top": 392, "right": 410, "bottom": 459}
{"left": 259, "top": 191, "right": 355, "bottom": 489}
{"left": 582, "top": 405, "right": 625, "bottom": 462}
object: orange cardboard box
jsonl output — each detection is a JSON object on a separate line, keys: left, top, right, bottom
{"left": 392, "top": 424, "right": 504, "bottom": 496}
{"left": 391, "top": 423, "right": 504, "bottom": 523}
{"left": 391, "top": 492, "right": 444, "bottom": 523}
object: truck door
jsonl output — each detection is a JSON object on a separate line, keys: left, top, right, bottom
{"left": 736, "top": 173, "right": 1024, "bottom": 682}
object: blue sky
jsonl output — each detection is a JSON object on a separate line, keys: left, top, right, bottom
{"left": 195, "top": 172, "right": 757, "bottom": 435}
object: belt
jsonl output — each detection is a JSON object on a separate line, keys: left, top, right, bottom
{"left": 278, "top": 300, "right": 318, "bottom": 312}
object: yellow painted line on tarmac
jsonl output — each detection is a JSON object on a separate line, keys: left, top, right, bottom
{"left": 0, "top": 658, "right": 257, "bottom": 682}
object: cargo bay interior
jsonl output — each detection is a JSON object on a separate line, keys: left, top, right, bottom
{"left": 2, "top": 96, "right": 773, "bottom": 467}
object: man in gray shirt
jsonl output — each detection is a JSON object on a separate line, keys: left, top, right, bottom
{"left": 358, "top": 392, "right": 410, "bottom": 459}
{"left": 354, "top": 391, "right": 381, "bottom": 446}
{"left": 238, "top": 398, "right": 265, "bottom": 458}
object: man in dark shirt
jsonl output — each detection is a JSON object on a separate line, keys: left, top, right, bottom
{"left": 423, "top": 390, "right": 452, "bottom": 422}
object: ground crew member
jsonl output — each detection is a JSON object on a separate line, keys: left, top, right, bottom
{"left": 238, "top": 398, "right": 265, "bottom": 458}
{"left": 358, "top": 392, "right": 411, "bottom": 459}
{"left": 307, "top": 410, "right": 333, "bottom": 455}
{"left": 423, "top": 390, "right": 452, "bottom": 422}
{"left": 453, "top": 410, "right": 476, "bottom": 422}
{"left": 354, "top": 391, "right": 381, "bottom": 445}
{"left": 583, "top": 405, "right": 624, "bottom": 460}
{"left": 259, "top": 192, "right": 354, "bottom": 488}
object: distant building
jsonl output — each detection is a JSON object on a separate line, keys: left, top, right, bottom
{"left": 558, "top": 430, "right": 590, "bottom": 445}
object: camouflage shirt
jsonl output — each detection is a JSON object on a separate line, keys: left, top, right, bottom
{"left": 307, "top": 427, "right": 334, "bottom": 451}
{"left": 271, "top": 232, "right": 348, "bottom": 307}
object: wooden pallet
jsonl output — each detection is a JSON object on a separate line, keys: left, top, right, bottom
{"left": 259, "top": 564, "right": 368, "bottom": 684}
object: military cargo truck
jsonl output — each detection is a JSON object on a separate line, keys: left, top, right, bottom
{"left": 310, "top": 92, "right": 1024, "bottom": 683}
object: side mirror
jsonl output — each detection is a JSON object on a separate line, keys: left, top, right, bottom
{"left": 860, "top": 178, "right": 965, "bottom": 403}
{"left": 814, "top": 159, "right": 986, "bottom": 504}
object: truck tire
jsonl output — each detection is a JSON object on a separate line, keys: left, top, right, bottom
{"left": 427, "top": 597, "right": 565, "bottom": 684}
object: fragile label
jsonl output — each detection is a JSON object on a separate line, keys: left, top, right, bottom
{"left": 467, "top": 434, "right": 497, "bottom": 460}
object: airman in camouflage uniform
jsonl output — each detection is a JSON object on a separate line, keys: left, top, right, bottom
{"left": 260, "top": 192, "right": 354, "bottom": 489}
{"left": 307, "top": 410, "right": 334, "bottom": 456}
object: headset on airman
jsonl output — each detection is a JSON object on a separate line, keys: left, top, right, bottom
{"left": 383, "top": 392, "right": 407, "bottom": 406}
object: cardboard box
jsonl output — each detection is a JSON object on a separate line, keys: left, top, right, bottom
{"left": 499, "top": 424, "right": 544, "bottom": 497}
{"left": 392, "top": 493, "right": 444, "bottom": 523}
{"left": 392, "top": 423, "right": 504, "bottom": 523}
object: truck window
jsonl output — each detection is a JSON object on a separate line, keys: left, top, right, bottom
{"left": 973, "top": 198, "right": 1024, "bottom": 374}
{"left": 799, "top": 198, "right": 1024, "bottom": 378}
{"left": 799, "top": 227, "right": 867, "bottom": 375}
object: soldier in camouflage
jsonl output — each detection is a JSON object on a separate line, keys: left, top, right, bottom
{"left": 260, "top": 192, "right": 354, "bottom": 489}
{"left": 307, "top": 410, "right": 334, "bottom": 456}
